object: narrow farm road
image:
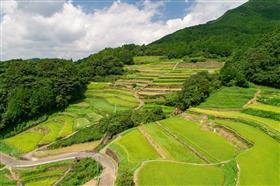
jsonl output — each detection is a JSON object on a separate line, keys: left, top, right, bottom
{"left": 0, "top": 152, "right": 116, "bottom": 186}
{"left": 244, "top": 88, "right": 261, "bottom": 108}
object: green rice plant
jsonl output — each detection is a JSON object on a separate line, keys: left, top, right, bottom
{"left": 111, "top": 129, "right": 160, "bottom": 169}
{"left": 242, "top": 108, "right": 280, "bottom": 121}
{"left": 215, "top": 120, "right": 280, "bottom": 185}
{"left": 0, "top": 169, "right": 16, "bottom": 186}
{"left": 0, "top": 141, "right": 20, "bottom": 157}
{"left": 24, "top": 176, "right": 61, "bottom": 186}
{"left": 190, "top": 108, "right": 280, "bottom": 133}
{"left": 198, "top": 86, "right": 257, "bottom": 109}
{"left": 74, "top": 118, "right": 90, "bottom": 129}
{"left": 160, "top": 117, "right": 237, "bottom": 162}
{"left": 38, "top": 122, "right": 64, "bottom": 145}
{"left": 248, "top": 103, "right": 280, "bottom": 114}
{"left": 144, "top": 124, "right": 203, "bottom": 163}
{"left": 87, "top": 82, "right": 111, "bottom": 89}
{"left": 137, "top": 161, "right": 224, "bottom": 186}
{"left": 3, "top": 130, "right": 44, "bottom": 153}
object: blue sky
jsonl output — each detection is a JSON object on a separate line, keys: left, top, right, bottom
{"left": 1, "top": 0, "right": 247, "bottom": 60}
{"left": 72, "top": 0, "right": 192, "bottom": 21}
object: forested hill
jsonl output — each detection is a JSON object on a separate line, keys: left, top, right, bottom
{"left": 148, "top": 0, "right": 280, "bottom": 58}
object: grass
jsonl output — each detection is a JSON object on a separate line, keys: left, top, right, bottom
{"left": 159, "top": 117, "right": 237, "bottom": 162}
{"left": 248, "top": 102, "right": 280, "bottom": 114}
{"left": 137, "top": 161, "right": 224, "bottom": 186}
{"left": 214, "top": 120, "right": 280, "bottom": 185}
{"left": 110, "top": 129, "right": 160, "bottom": 169}
{"left": 0, "top": 169, "right": 16, "bottom": 186}
{"left": 144, "top": 124, "right": 203, "bottom": 163}
{"left": 198, "top": 86, "right": 256, "bottom": 109}
{"left": 24, "top": 176, "right": 60, "bottom": 186}
{"left": 57, "top": 158, "right": 102, "bottom": 186}
{"left": 190, "top": 108, "right": 280, "bottom": 133}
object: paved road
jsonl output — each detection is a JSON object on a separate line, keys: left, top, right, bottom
{"left": 0, "top": 152, "right": 116, "bottom": 186}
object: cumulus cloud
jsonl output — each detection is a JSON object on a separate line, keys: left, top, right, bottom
{"left": 0, "top": 0, "right": 247, "bottom": 60}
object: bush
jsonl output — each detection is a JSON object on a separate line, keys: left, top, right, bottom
{"left": 58, "top": 158, "right": 102, "bottom": 186}
{"left": 116, "top": 166, "right": 134, "bottom": 186}
{"left": 177, "top": 72, "right": 221, "bottom": 110}
{"left": 48, "top": 125, "right": 103, "bottom": 149}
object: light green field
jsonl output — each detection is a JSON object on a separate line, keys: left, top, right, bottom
{"left": 144, "top": 124, "right": 203, "bottom": 163}
{"left": 25, "top": 176, "right": 60, "bottom": 186}
{"left": 159, "top": 117, "right": 237, "bottom": 162}
{"left": 74, "top": 118, "right": 90, "bottom": 129}
{"left": 109, "top": 129, "right": 160, "bottom": 169}
{"left": 137, "top": 161, "right": 224, "bottom": 186}
{"left": 199, "top": 86, "right": 256, "bottom": 109}
{"left": 214, "top": 120, "right": 280, "bottom": 185}
{"left": 0, "top": 169, "right": 16, "bottom": 186}
{"left": 248, "top": 102, "right": 280, "bottom": 114}
{"left": 190, "top": 108, "right": 280, "bottom": 133}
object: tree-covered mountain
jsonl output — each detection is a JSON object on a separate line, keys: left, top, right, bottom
{"left": 147, "top": 0, "right": 280, "bottom": 58}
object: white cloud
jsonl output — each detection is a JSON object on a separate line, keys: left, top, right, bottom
{"left": 0, "top": 0, "right": 247, "bottom": 60}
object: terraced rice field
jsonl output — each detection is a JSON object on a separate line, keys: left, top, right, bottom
{"left": 137, "top": 161, "right": 224, "bottom": 186}
{"left": 109, "top": 116, "right": 238, "bottom": 185}
{"left": 108, "top": 85, "right": 280, "bottom": 185}
{"left": 115, "top": 56, "right": 223, "bottom": 103}
{"left": 0, "top": 82, "right": 139, "bottom": 155}
{"left": 15, "top": 160, "right": 73, "bottom": 186}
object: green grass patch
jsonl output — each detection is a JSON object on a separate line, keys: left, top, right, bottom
{"left": 137, "top": 161, "right": 224, "bottom": 186}
{"left": 199, "top": 86, "right": 256, "bottom": 109}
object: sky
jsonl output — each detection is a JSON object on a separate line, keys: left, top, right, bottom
{"left": 0, "top": 0, "right": 248, "bottom": 61}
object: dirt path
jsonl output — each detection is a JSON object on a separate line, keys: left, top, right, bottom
{"left": 156, "top": 122, "right": 211, "bottom": 163}
{"left": 244, "top": 88, "right": 261, "bottom": 108}
{"left": 0, "top": 152, "right": 116, "bottom": 186}
{"left": 172, "top": 61, "right": 181, "bottom": 71}
{"left": 134, "top": 91, "right": 144, "bottom": 110}
{"left": 138, "top": 126, "right": 170, "bottom": 159}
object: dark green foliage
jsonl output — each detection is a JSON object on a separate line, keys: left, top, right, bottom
{"left": 177, "top": 72, "right": 221, "bottom": 110}
{"left": 0, "top": 59, "right": 87, "bottom": 132}
{"left": 257, "top": 96, "right": 280, "bottom": 106}
{"left": 131, "top": 107, "right": 166, "bottom": 124}
{"left": 58, "top": 158, "right": 102, "bottom": 186}
{"left": 116, "top": 166, "right": 134, "bottom": 186}
{"left": 99, "top": 113, "right": 135, "bottom": 135}
{"left": 78, "top": 44, "right": 141, "bottom": 81}
{"left": 220, "top": 63, "right": 249, "bottom": 88}
{"left": 242, "top": 29, "right": 280, "bottom": 88}
{"left": 147, "top": 0, "right": 280, "bottom": 59}
{"left": 242, "top": 108, "right": 280, "bottom": 121}
{"left": 48, "top": 125, "right": 103, "bottom": 149}
{"left": 164, "top": 92, "right": 178, "bottom": 106}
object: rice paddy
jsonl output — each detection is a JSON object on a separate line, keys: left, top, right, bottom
{"left": 1, "top": 82, "right": 139, "bottom": 155}
{"left": 109, "top": 85, "right": 280, "bottom": 186}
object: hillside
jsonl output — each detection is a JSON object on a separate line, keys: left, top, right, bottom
{"left": 148, "top": 0, "right": 280, "bottom": 58}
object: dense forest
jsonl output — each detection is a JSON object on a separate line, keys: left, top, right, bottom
{"left": 147, "top": 0, "right": 280, "bottom": 59}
